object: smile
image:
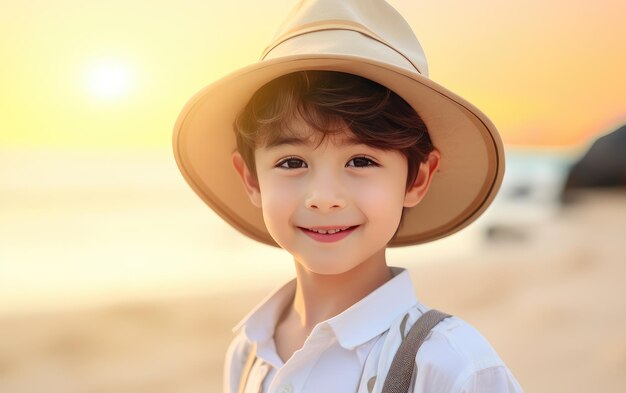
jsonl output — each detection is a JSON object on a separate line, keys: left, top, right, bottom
{"left": 298, "top": 225, "right": 359, "bottom": 243}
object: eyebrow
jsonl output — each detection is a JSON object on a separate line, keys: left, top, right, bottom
{"left": 264, "top": 134, "right": 364, "bottom": 149}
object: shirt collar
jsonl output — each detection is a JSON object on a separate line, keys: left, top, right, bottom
{"left": 326, "top": 266, "right": 418, "bottom": 349}
{"left": 232, "top": 266, "right": 418, "bottom": 350}
{"left": 232, "top": 276, "right": 297, "bottom": 343}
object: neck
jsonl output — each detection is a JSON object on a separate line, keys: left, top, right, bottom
{"left": 289, "top": 249, "right": 393, "bottom": 331}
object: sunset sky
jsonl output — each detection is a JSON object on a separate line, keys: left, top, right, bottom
{"left": 1, "top": 0, "right": 625, "bottom": 148}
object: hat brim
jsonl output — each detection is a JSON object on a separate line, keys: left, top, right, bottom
{"left": 173, "top": 54, "right": 504, "bottom": 247}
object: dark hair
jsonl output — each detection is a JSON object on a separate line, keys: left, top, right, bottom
{"left": 232, "top": 70, "right": 435, "bottom": 234}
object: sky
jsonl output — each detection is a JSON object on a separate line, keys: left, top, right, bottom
{"left": 1, "top": 0, "right": 625, "bottom": 149}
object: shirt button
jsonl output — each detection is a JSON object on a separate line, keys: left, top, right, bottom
{"left": 276, "top": 383, "right": 293, "bottom": 393}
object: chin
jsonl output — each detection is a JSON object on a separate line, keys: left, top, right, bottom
{"left": 297, "top": 256, "right": 363, "bottom": 276}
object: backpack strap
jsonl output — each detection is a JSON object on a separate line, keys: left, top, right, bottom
{"left": 381, "top": 309, "right": 452, "bottom": 393}
{"left": 238, "top": 342, "right": 258, "bottom": 393}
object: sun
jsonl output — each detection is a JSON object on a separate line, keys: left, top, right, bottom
{"left": 85, "top": 59, "right": 135, "bottom": 100}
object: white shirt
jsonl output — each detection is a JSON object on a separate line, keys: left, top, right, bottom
{"left": 224, "top": 267, "right": 523, "bottom": 393}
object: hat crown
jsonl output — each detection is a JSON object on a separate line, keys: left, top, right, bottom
{"left": 261, "top": 0, "right": 429, "bottom": 76}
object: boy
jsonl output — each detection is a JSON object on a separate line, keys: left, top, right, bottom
{"left": 172, "top": 1, "right": 523, "bottom": 392}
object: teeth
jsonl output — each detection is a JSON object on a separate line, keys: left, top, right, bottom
{"left": 309, "top": 227, "right": 349, "bottom": 234}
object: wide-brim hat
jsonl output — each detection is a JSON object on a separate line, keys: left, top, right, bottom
{"left": 172, "top": 0, "right": 504, "bottom": 248}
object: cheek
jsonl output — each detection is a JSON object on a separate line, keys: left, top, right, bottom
{"left": 355, "top": 176, "right": 405, "bottom": 205}
{"left": 258, "top": 177, "right": 297, "bottom": 220}
{"left": 353, "top": 177, "right": 405, "bottom": 224}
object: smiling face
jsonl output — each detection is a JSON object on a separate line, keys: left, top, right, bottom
{"left": 232, "top": 116, "right": 440, "bottom": 275}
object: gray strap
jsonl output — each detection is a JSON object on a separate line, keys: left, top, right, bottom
{"left": 381, "top": 309, "right": 452, "bottom": 393}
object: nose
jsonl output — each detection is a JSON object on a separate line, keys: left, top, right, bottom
{"left": 304, "top": 172, "right": 347, "bottom": 212}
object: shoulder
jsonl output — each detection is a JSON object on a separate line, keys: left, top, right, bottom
{"left": 420, "top": 314, "right": 502, "bottom": 369}
{"left": 416, "top": 315, "right": 503, "bottom": 374}
{"left": 412, "top": 313, "right": 523, "bottom": 392}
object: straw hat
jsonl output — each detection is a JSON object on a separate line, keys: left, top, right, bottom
{"left": 172, "top": 0, "right": 504, "bottom": 247}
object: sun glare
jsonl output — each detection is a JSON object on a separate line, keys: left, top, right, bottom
{"left": 86, "top": 59, "right": 134, "bottom": 100}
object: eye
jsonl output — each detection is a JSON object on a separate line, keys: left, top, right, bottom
{"left": 347, "top": 156, "right": 379, "bottom": 168}
{"left": 276, "top": 157, "right": 307, "bottom": 169}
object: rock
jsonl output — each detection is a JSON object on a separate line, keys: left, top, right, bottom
{"left": 561, "top": 124, "right": 626, "bottom": 203}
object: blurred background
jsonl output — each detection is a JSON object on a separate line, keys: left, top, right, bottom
{"left": 1, "top": 0, "right": 625, "bottom": 392}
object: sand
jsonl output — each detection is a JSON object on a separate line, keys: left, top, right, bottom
{"left": 0, "top": 191, "right": 625, "bottom": 393}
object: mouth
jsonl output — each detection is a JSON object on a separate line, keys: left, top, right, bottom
{"left": 298, "top": 225, "right": 360, "bottom": 243}
{"left": 300, "top": 225, "right": 359, "bottom": 233}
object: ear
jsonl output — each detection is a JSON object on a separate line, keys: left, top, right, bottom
{"left": 231, "top": 150, "right": 262, "bottom": 208}
{"left": 403, "top": 149, "right": 441, "bottom": 208}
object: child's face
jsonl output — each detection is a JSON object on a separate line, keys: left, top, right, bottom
{"left": 232, "top": 118, "right": 439, "bottom": 275}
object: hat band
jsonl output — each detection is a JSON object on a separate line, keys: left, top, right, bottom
{"left": 259, "top": 19, "right": 424, "bottom": 74}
